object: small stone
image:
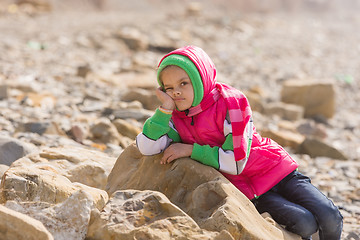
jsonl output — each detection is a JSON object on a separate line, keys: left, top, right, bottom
{"left": 76, "top": 65, "right": 91, "bottom": 78}
{"left": 0, "top": 85, "right": 8, "bottom": 99}
{"left": 115, "top": 28, "right": 149, "bottom": 51}
{"left": 0, "top": 136, "right": 37, "bottom": 166}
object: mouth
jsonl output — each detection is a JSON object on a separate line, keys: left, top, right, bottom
{"left": 174, "top": 98, "right": 185, "bottom": 101}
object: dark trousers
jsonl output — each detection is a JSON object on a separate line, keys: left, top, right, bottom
{"left": 252, "top": 171, "right": 343, "bottom": 240}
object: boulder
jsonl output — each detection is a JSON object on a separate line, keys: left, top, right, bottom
{"left": 113, "top": 118, "right": 142, "bottom": 139}
{"left": 121, "top": 88, "right": 160, "bottom": 110}
{"left": 0, "top": 136, "right": 37, "bottom": 166}
{"left": 0, "top": 147, "right": 115, "bottom": 209}
{"left": 0, "top": 163, "right": 108, "bottom": 210}
{"left": 297, "top": 137, "right": 348, "bottom": 160}
{"left": 281, "top": 79, "right": 335, "bottom": 118}
{"left": 264, "top": 102, "right": 304, "bottom": 121}
{"left": 90, "top": 118, "right": 123, "bottom": 146}
{"left": 296, "top": 121, "right": 327, "bottom": 139}
{"left": 106, "top": 144, "right": 301, "bottom": 240}
{"left": 87, "top": 190, "right": 233, "bottom": 240}
{"left": 0, "top": 204, "right": 53, "bottom": 240}
{"left": 5, "top": 190, "right": 93, "bottom": 240}
{"left": 11, "top": 146, "right": 117, "bottom": 190}
{"left": 260, "top": 129, "right": 305, "bottom": 149}
{"left": 244, "top": 91, "right": 264, "bottom": 113}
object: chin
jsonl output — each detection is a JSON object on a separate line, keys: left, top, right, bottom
{"left": 176, "top": 105, "right": 190, "bottom": 111}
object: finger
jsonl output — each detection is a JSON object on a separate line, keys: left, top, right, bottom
{"left": 165, "top": 154, "right": 173, "bottom": 163}
{"left": 161, "top": 152, "right": 170, "bottom": 164}
{"left": 167, "top": 156, "right": 175, "bottom": 163}
{"left": 161, "top": 151, "right": 171, "bottom": 164}
{"left": 161, "top": 155, "right": 171, "bottom": 164}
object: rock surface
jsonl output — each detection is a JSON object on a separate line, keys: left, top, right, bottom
{"left": 106, "top": 144, "right": 301, "bottom": 240}
{"left": 87, "top": 190, "right": 234, "bottom": 240}
{"left": 0, "top": 204, "right": 54, "bottom": 240}
{"left": 5, "top": 190, "right": 93, "bottom": 240}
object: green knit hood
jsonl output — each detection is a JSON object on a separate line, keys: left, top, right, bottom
{"left": 157, "top": 54, "right": 204, "bottom": 107}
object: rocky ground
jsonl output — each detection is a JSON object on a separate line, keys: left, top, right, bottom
{"left": 0, "top": 0, "right": 359, "bottom": 239}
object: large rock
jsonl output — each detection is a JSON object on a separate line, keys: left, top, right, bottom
{"left": 296, "top": 121, "right": 327, "bottom": 139}
{"left": 90, "top": 118, "right": 123, "bottom": 146}
{"left": 281, "top": 79, "right": 335, "bottom": 118}
{"left": 121, "top": 88, "right": 161, "bottom": 110}
{"left": 5, "top": 190, "right": 93, "bottom": 240}
{"left": 260, "top": 129, "right": 305, "bottom": 149}
{"left": 264, "top": 102, "right": 304, "bottom": 121}
{"left": 113, "top": 118, "right": 142, "bottom": 140}
{"left": 0, "top": 136, "right": 37, "bottom": 166}
{"left": 297, "top": 137, "right": 348, "bottom": 160}
{"left": 10, "top": 146, "right": 117, "bottom": 190}
{"left": 244, "top": 91, "right": 264, "bottom": 113}
{"left": 0, "top": 164, "right": 108, "bottom": 210}
{"left": 0, "top": 204, "right": 53, "bottom": 240}
{"left": 87, "top": 190, "right": 233, "bottom": 240}
{"left": 106, "top": 144, "right": 301, "bottom": 240}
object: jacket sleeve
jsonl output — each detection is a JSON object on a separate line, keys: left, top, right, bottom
{"left": 191, "top": 118, "right": 252, "bottom": 175}
{"left": 136, "top": 108, "right": 181, "bottom": 155}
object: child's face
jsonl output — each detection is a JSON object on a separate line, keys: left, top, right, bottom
{"left": 160, "top": 65, "right": 194, "bottom": 111}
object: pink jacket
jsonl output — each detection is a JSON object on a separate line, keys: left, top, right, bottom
{"left": 160, "top": 46, "right": 299, "bottom": 199}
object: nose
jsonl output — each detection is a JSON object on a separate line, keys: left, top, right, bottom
{"left": 173, "top": 89, "right": 181, "bottom": 96}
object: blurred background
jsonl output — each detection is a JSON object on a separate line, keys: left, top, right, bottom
{"left": 0, "top": 0, "right": 359, "bottom": 239}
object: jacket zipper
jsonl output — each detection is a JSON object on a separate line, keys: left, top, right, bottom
{"left": 185, "top": 109, "right": 194, "bottom": 126}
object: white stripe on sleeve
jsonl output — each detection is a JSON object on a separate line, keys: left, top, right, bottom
{"left": 136, "top": 133, "right": 172, "bottom": 156}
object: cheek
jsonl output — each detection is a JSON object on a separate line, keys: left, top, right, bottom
{"left": 187, "top": 88, "right": 194, "bottom": 99}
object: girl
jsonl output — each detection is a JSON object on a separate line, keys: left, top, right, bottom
{"left": 136, "top": 45, "right": 342, "bottom": 240}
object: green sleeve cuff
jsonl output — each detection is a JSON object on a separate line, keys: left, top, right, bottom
{"left": 191, "top": 143, "right": 220, "bottom": 169}
{"left": 142, "top": 108, "right": 172, "bottom": 140}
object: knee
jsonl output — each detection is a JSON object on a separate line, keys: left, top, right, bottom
{"left": 317, "top": 205, "right": 343, "bottom": 232}
{"left": 288, "top": 211, "right": 318, "bottom": 238}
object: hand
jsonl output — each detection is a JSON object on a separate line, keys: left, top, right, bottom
{"left": 160, "top": 143, "right": 193, "bottom": 164}
{"left": 156, "top": 87, "right": 175, "bottom": 110}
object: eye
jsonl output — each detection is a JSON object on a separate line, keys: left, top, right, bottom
{"left": 180, "top": 81, "right": 188, "bottom": 86}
